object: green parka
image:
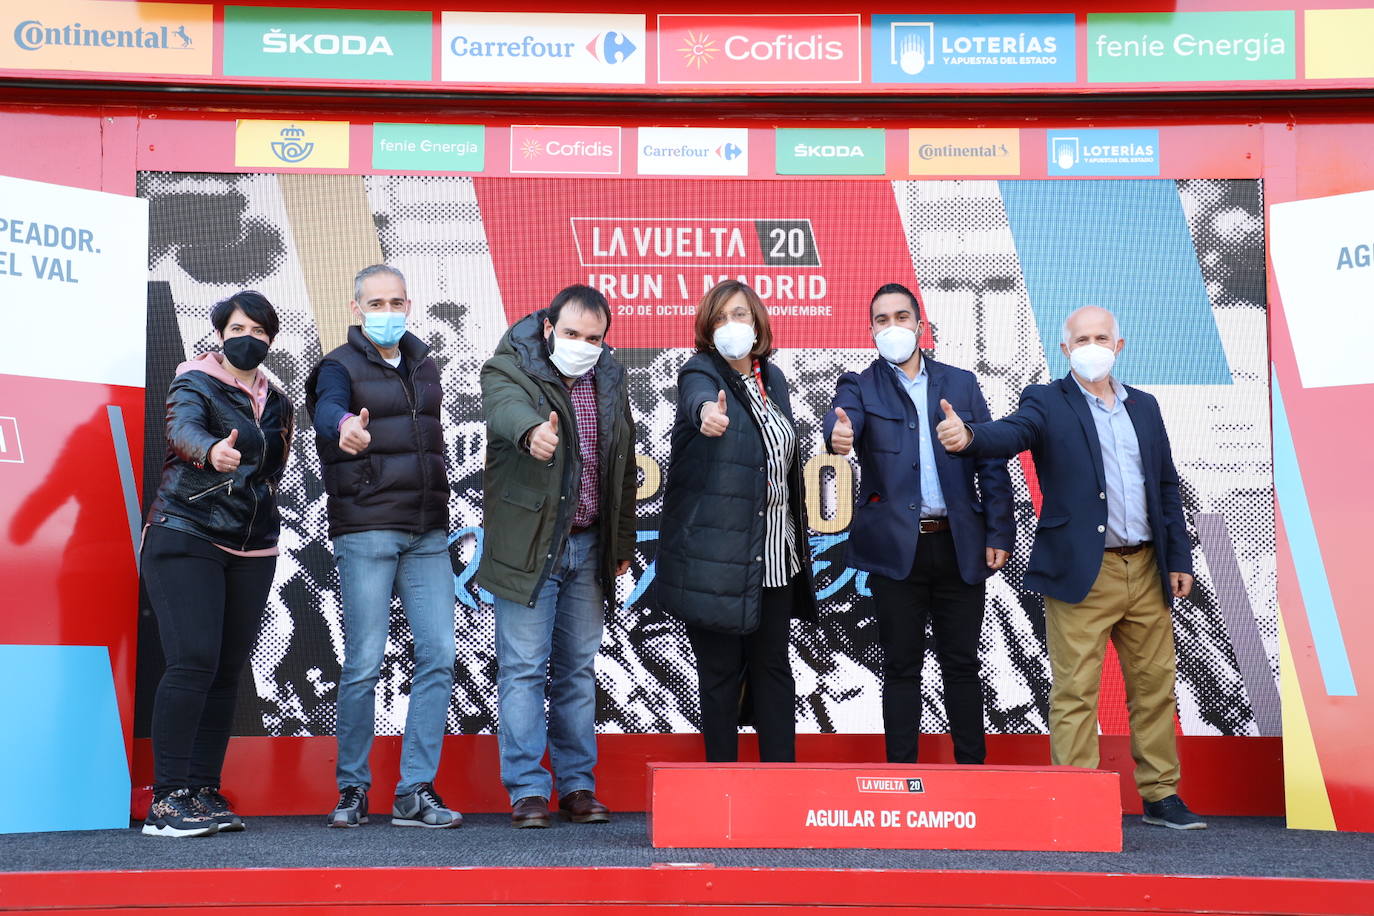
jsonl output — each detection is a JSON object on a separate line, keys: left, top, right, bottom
{"left": 477, "top": 310, "right": 637, "bottom": 608}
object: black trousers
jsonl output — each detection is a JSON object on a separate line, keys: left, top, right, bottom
{"left": 686, "top": 578, "right": 797, "bottom": 763}
{"left": 869, "top": 529, "right": 986, "bottom": 765}
{"left": 141, "top": 524, "right": 276, "bottom": 793}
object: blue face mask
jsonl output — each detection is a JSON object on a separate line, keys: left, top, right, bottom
{"left": 362, "top": 311, "right": 406, "bottom": 348}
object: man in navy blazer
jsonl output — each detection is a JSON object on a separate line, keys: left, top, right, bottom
{"left": 822, "top": 284, "right": 1014, "bottom": 766}
{"left": 936, "top": 305, "right": 1205, "bottom": 831}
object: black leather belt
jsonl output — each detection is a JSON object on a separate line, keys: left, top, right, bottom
{"left": 919, "top": 518, "right": 951, "bottom": 534}
{"left": 1105, "top": 542, "right": 1151, "bottom": 556}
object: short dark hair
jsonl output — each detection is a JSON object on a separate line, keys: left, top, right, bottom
{"left": 211, "top": 290, "right": 280, "bottom": 342}
{"left": 869, "top": 282, "right": 923, "bottom": 323}
{"left": 547, "top": 284, "right": 612, "bottom": 334}
{"left": 693, "top": 279, "right": 774, "bottom": 358}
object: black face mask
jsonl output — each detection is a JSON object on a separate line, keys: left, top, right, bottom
{"left": 223, "top": 335, "right": 269, "bottom": 371}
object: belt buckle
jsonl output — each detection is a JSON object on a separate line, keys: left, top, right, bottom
{"left": 919, "top": 519, "right": 939, "bottom": 533}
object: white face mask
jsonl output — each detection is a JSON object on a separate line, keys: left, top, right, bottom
{"left": 548, "top": 334, "right": 602, "bottom": 378}
{"left": 1068, "top": 342, "right": 1117, "bottom": 383}
{"left": 713, "top": 321, "right": 756, "bottom": 361}
{"left": 874, "top": 325, "right": 918, "bottom": 365}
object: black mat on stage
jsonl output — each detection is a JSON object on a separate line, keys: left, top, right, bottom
{"left": 3, "top": 815, "right": 1373, "bottom": 880}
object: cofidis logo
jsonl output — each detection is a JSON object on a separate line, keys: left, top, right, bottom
{"left": 442, "top": 13, "right": 644, "bottom": 85}
{"left": 1047, "top": 129, "right": 1159, "bottom": 176}
{"left": 872, "top": 14, "right": 1074, "bottom": 84}
{"left": 223, "top": 7, "right": 431, "bottom": 81}
{"left": 510, "top": 125, "right": 622, "bottom": 175}
{"left": 637, "top": 128, "right": 748, "bottom": 176}
{"left": 658, "top": 15, "right": 862, "bottom": 84}
{"left": 0, "top": 0, "right": 211, "bottom": 75}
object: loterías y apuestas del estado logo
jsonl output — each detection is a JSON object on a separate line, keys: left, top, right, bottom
{"left": 13, "top": 19, "right": 194, "bottom": 51}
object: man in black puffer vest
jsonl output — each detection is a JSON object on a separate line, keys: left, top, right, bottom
{"left": 306, "top": 265, "right": 459, "bottom": 830}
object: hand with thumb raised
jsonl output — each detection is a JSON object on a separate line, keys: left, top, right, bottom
{"left": 529, "top": 411, "right": 560, "bottom": 461}
{"left": 210, "top": 428, "right": 242, "bottom": 472}
{"left": 357, "top": 407, "right": 370, "bottom": 428}
{"left": 700, "top": 389, "right": 731, "bottom": 438}
{"left": 936, "top": 398, "right": 971, "bottom": 453}
{"left": 339, "top": 408, "right": 372, "bottom": 456}
{"left": 831, "top": 406, "right": 855, "bottom": 456}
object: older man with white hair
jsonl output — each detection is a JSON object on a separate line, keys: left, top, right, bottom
{"left": 934, "top": 305, "right": 1204, "bottom": 831}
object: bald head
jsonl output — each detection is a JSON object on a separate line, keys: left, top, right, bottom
{"left": 1061, "top": 306, "right": 1121, "bottom": 347}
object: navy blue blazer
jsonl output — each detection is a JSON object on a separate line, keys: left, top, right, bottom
{"left": 822, "top": 355, "right": 1014, "bottom": 585}
{"left": 963, "top": 374, "right": 1192, "bottom": 605}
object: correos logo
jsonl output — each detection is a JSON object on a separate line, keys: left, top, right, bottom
{"left": 262, "top": 28, "right": 393, "bottom": 56}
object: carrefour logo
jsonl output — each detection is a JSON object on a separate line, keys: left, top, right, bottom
{"left": 442, "top": 13, "right": 645, "bottom": 85}
{"left": 637, "top": 128, "right": 749, "bottom": 176}
{"left": 871, "top": 14, "right": 1075, "bottom": 84}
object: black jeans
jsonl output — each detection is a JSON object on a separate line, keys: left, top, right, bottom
{"left": 869, "top": 529, "right": 986, "bottom": 765}
{"left": 686, "top": 577, "right": 797, "bottom": 763}
{"left": 141, "top": 524, "right": 275, "bottom": 793}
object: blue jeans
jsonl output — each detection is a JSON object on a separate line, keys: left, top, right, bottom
{"left": 333, "top": 528, "right": 456, "bottom": 795}
{"left": 494, "top": 528, "right": 604, "bottom": 803}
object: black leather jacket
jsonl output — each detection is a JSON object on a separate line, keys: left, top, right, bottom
{"left": 146, "top": 366, "right": 293, "bottom": 552}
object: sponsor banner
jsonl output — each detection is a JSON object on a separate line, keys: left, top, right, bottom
{"left": 1088, "top": 11, "right": 1295, "bottom": 83}
{"left": 871, "top": 14, "right": 1075, "bottom": 84}
{"left": 0, "top": 175, "right": 148, "bottom": 388}
{"left": 0, "top": 0, "right": 212, "bottom": 76}
{"left": 0, "top": 417, "right": 22, "bottom": 463}
{"left": 235, "top": 120, "right": 350, "bottom": 169}
{"left": 1270, "top": 189, "right": 1374, "bottom": 389}
{"left": 907, "top": 128, "right": 1020, "bottom": 176}
{"left": 373, "top": 123, "right": 484, "bottom": 172}
{"left": 510, "top": 125, "right": 621, "bottom": 175}
{"left": 1046, "top": 129, "right": 1160, "bottom": 177}
{"left": 637, "top": 127, "right": 749, "bottom": 177}
{"left": 441, "top": 12, "right": 645, "bottom": 85}
{"left": 775, "top": 128, "right": 885, "bottom": 176}
{"left": 1304, "top": 9, "right": 1374, "bottom": 79}
{"left": 658, "top": 14, "right": 862, "bottom": 84}
{"left": 222, "top": 6, "right": 431, "bottom": 82}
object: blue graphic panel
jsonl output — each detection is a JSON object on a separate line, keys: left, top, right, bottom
{"left": 999, "top": 180, "right": 1230, "bottom": 385}
{"left": 0, "top": 645, "right": 130, "bottom": 833}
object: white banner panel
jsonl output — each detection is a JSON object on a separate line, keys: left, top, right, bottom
{"left": 637, "top": 127, "right": 750, "bottom": 176}
{"left": 0, "top": 175, "right": 149, "bottom": 388}
{"left": 440, "top": 12, "right": 646, "bottom": 84}
{"left": 1271, "top": 189, "right": 1374, "bottom": 389}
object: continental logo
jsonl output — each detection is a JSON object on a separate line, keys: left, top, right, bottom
{"left": 0, "top": 2, "right": 212, "bottom": 75}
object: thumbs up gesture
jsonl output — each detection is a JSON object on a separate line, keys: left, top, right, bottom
{"left": 830, "top": 406, "right": 854, "bottom": 455}
{"left": 339, "top": 407, "right": 372, "bottom": 456}
{"left": 935, "top": 399, "right": 971, "bottom": 453}
{"left": 700, "top": 389, "right": 730, "bottom": 438}
{"left": 528, "top": 411, "right": 560, "bottom": 461}
{"left": 209, "top": 428, "right": 242, "bottom": 472}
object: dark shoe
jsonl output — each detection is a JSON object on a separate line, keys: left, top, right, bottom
{"left": 193, "top": 786, "right": 244, "bottom": 832}
{"left": 1142, "top": 794, "right": 1208, "bottom": 830}
{"left": 142, "top": 788, "right": 218, "bottom": 838}
{"left": 392, "top": 783, "right": 463, "bottom": 828}
{"left": 558, "top": 789, "right": 611, "bottom": 824}
{"left": 327, "top": 786, "right": 368, "bottom": 828}
{"left": 511, "top": 795, "right": 552, "bottom": 828}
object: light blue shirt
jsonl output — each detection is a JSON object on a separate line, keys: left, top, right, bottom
{"left": 1073, "top": 375, "right": 1149, "bottom": 548}
{"left": 889, "top": 359, "right": 946, "bottom": 518}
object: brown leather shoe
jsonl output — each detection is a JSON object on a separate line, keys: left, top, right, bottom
{"left": 558, "top": 789, "right": 611, "bottom": 824}
{"left": 511, "top": 795, "right": 551, "bottom": 829}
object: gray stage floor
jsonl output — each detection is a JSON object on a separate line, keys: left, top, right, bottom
{"left": 2, "top": 815, "right": 1373, "bottom": 880}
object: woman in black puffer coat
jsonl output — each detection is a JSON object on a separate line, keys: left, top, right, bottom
{"left": 656, "top": 280, "right": 817, "bottom": 762}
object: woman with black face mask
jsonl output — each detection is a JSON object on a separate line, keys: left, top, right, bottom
{"left": 140, "top": 291, "right": 293, "bottom": 837}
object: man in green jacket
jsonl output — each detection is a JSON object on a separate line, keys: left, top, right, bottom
{"left": 479, "top": 284, "right": 638, "bottom": 828}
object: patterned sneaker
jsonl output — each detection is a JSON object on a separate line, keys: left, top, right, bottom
{"left": 142, "top": 788, "right": 219, "bottom": 838}
{"left": 1142, "top": 794, "right": 1208, "bottom": 830}
{"left": 193, "top": 786, "right": 244, "bottom": 832}
{"left": 327, "top": 786, "right": 369, "bottom": 828}
{"left": 391, "top": 783, "right": 463, "bottom": 828}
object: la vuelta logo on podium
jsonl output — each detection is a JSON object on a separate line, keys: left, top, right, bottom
{"left": 510, "top": 125, "right": 622, "bottom": 174}
{"left": 658, "top": 14, "right": 862, "bottom": 83}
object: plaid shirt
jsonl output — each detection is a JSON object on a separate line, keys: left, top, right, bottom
{"left": 569, "top": 369, "right": 600, "bottom": 528}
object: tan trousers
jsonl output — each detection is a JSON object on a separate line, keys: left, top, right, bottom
{"left": 1044, "top": 545, "right": 1181, "bottom": 802}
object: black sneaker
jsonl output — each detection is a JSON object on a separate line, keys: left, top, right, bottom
{"left": 327, "top": 786, "right": 368, "bottom": 828}
{"left": 1142, "top": 794, "right": 1208, "bottom": 830}
{"left": 392, "top": 783, "right": 463, "bottom": 828}
{"left": 142, "top": 788, "right": 218, "bottom": 838}
{"left": 193, "top": 786, "right": 244, "bottom": 832}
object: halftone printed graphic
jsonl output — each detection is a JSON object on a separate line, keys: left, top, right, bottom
{"left": 135, "top": 174, "right": 1273, "bottom": 741}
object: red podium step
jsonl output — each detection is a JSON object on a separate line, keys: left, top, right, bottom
{"left": 648, "top": 762, "right": 1122, "bottom": 852}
